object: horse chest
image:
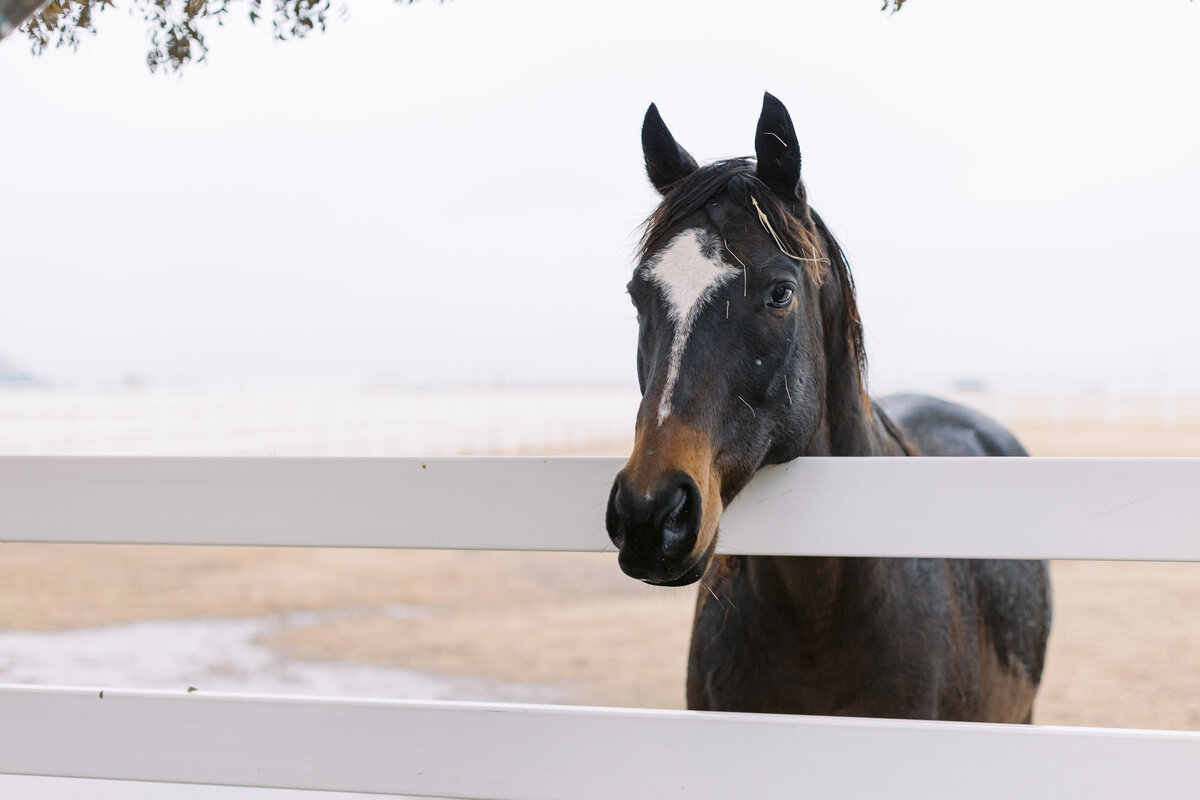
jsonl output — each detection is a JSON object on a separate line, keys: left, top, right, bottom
{"left": 686, "top": 567, "right": 979, "bottom": 719}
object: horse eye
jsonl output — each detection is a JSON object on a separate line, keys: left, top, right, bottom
{"left": 768, "top": 283, "right": 795, "bottom": 308}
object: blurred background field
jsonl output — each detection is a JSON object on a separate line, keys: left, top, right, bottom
{"left": 1, "top": 383, "right": 1198, "bottom": 731}
{"left": 4, "top": 381, "right": 1200, "bottom": 455}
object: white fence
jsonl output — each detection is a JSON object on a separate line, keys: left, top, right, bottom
{"left": 1, "top": 455, "right": 1199, "bottom": 798}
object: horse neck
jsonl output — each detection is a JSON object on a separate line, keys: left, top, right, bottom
{"left": 803, "top": 354, "right": 907, "bottom": 458}
{"left": 738, "top": 553, "right": 885, "bottom": 639}
{"left": 737, "top": 304, "right": 909, "bottom": 628}
{"left": 804, "top": 210, "right": 904, "bottom": 459}
{"left": 737, "top": 382, "right": 902, "bottom": 631}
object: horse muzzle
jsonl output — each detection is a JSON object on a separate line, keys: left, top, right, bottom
{"left": 606, "top": 469, "right": 714, "bottom": 585}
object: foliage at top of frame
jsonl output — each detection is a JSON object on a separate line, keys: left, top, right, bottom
{"left": 20, "top": 0, "right": 907, "bottom": 74}
{"left": 21, "top": 0, "right": 415, "bottom": 72}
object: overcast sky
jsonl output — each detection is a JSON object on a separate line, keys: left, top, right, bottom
{"left": 1, "top": 0, "right": 1197, "bottom": 391}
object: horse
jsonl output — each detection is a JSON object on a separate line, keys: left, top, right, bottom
{"left": 604, "top": 93, "right": 1051, "bottom": 723}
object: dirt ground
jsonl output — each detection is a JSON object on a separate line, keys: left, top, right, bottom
{"left": 2, "top": 423, "right": 1198, "bottom": 728}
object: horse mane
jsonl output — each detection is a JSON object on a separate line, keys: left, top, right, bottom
{"left": 638, "top": 158, "right": 868, "bottom": 398}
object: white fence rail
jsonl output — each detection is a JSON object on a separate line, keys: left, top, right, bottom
{"left": 2, "top": 456, "right": 1198, "bottom": 560}
{"left": 2, "top": 455, "right": 1199, "bottom": 798}
{"left": 3, "top": 685, "right": 1198, "bottom": 800}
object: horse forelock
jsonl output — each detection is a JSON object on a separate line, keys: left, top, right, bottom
{"left": 639, "top": 160, "right": 824, "bottom": 278}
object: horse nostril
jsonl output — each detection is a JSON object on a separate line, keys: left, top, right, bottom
{"left": 660, "top": 481, "right": 698, "bottom": 554}
{"left": 656, "top": 486, "right": 686, "bottom": 528}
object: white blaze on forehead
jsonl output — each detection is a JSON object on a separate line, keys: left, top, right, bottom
{"left": 643, "top": 228, "right": 739, "bottom": 426}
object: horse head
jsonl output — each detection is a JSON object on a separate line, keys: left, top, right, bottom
{"left": 606, "top": 92, "right": 868, "bottom": 586}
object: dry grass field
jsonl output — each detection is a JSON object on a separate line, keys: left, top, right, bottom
{"left": 1, "top": 422, "right": 1198, "bottom": 728}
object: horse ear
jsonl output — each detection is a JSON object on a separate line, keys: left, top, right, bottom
{"left": 755, "top": 92, "right": 803, "bottom": 201}
{"left": 642, "top": 103, "right": 699, "bottom": 194}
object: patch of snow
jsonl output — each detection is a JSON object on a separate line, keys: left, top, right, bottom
{"left": 0, "top": 607, "right": 563, "bottom": 703}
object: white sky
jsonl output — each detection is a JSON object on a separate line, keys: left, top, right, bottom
{"left": 1, "top": 0, "right": 1197, "bottom": 390}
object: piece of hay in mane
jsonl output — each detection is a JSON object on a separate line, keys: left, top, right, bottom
{"left": 723, "top": 237, "right": 749, "bottom": 297}
{"left": 750, "top": 195, "right": 830, "bottom": 286}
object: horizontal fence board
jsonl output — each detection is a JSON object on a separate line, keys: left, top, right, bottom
{"left": 729, "top": 456, "right": 1200, "bottom": 560}
{"left": 1, "top": 685, "right": 1198, "bottom": 800}
{"left": 1, "top": 456, "right": 1199, "bottom": 559}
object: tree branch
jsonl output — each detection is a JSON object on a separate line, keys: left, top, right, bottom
{"left": 0, "top": 0, "right": 50, "bottom": 39}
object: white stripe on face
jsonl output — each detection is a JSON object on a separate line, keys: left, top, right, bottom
{"left": 643, "top": 228, "right": 740, "bottom": 426}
